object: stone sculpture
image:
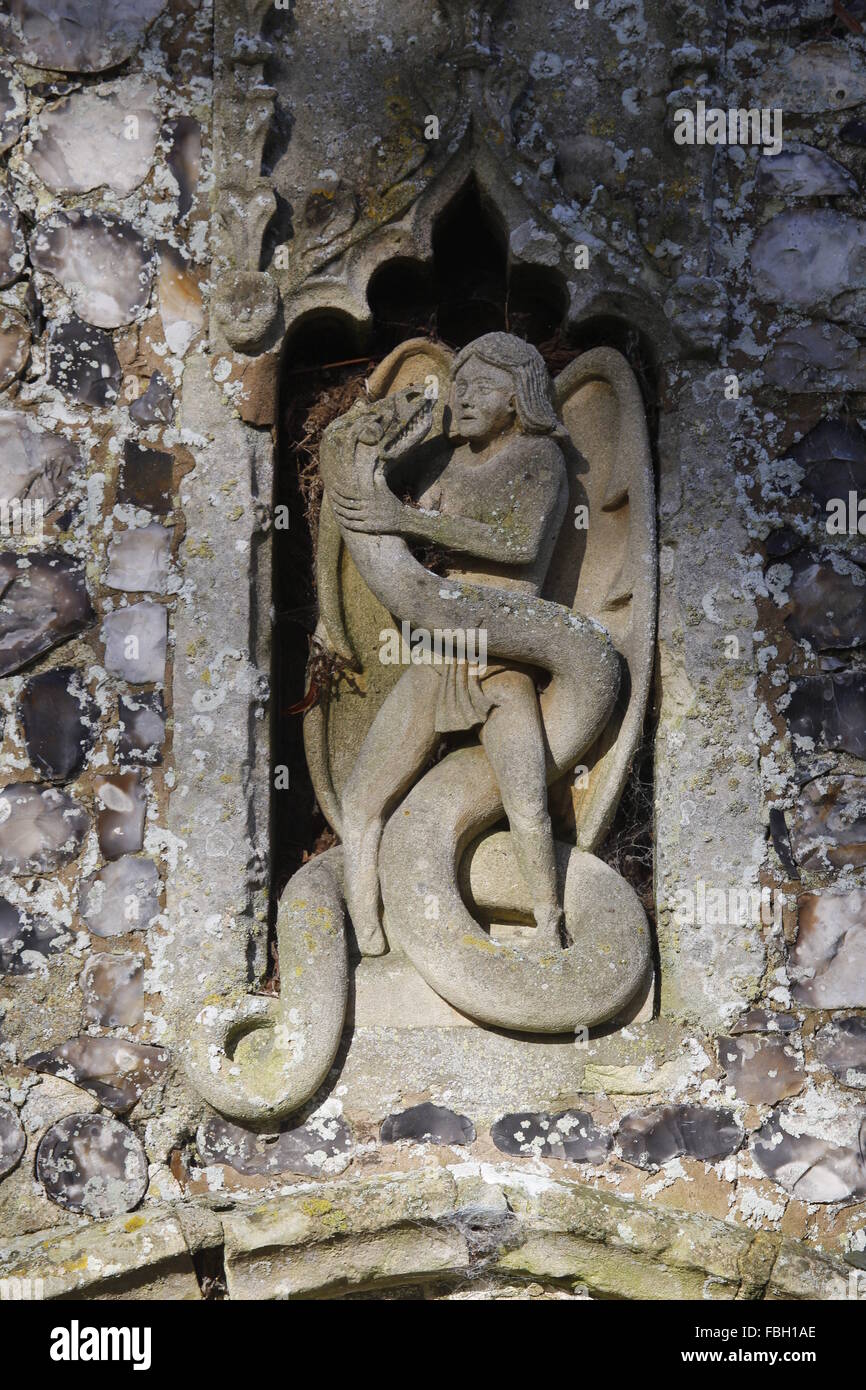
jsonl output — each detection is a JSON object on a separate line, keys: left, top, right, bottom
{"left": 184, "top": 333, "right": 656, "bottom": 1120}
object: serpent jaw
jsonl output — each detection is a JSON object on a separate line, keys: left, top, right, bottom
{"left": 378, "top": 388, "right": 435, "bottom": 460}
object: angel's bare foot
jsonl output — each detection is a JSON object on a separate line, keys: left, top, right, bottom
{"left": 342, "top": 823, "right": 387, "bottom": 955}
{"left": 532, "top": 904, "right": 565, "bottom": 950}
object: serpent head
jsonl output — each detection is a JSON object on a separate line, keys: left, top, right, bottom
{"left": 320, "top": 385, "right": 439, "bottom": 491}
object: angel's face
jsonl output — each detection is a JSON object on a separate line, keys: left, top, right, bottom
{"left": 452, "top": 358, "right": 516, "bottom": 442}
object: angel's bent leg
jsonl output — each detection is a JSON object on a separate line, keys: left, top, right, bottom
{"left": 341, "top": 664, "right": 441, "bottom": 955}
{"left": 480, "top": 669, "right": 564, "bottom": 948}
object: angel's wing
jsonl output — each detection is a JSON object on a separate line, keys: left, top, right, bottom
{"left": 304, "top": 338, "right": 455, "bottom": 835}
{"left": 548, "top": 347, "right": 656, "bottom": 851}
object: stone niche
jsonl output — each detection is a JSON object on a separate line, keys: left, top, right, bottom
{"left": 0, "top": 0, "right": 865, "bottom": 1303}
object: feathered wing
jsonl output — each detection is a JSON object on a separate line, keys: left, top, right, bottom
{"left": 548, "top": 347, "right": 656, "bottom": 851}
{"left": 304, "top": 338, "right": 455, "bottom": 836}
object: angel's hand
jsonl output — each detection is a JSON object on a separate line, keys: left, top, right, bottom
{"left": 331, "top": 480, "right": 404, "bottom": 535}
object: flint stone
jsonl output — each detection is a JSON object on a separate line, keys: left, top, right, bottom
{"left": 106, "top": 522, "right": 171, "bottom": 594}
{"left": 158, "top": 244, "right": 203, "bottom": 357}
{"left": 762, "top": 40, "right": 866, "bottom": 113}
{"left": 25, "top": 1036, "right": 169, "bottom": 1114}
{"left": 48, "top": 316, "right": 121, "bottom": 407}
{"left": 0, "top": 411, "right": 81, "bottom": 513}
{"left": 0, "top": 894, "right": 65, "bottom": 974}
{"left": 0, "top": 194, "right": 25, "bottom": 287}
{"left": 30, "top": 212, "right": 154, "bottom": 330}
{"left": 490, "top": 1109, "right": 610, "bottom": 1163}
{"left": 197, "top": 1112, "right": 354, "bottom": 1177}
{"left": 0, "top": 1102, "right": 25, "bottom": 1178}
{"left": 118, "top": 442, "right": 174, "bottom": 514}
{"left": 751, "top": 210, "right": 866, "bottom": 317}
{"left": 102, "top": 603, "right": 167, "bottom": 685}
{"left": 789, "top": 775, "right": 866, "bottom": 870}
{"left": 617, "top": 1104, "right": 743, "bottom": 1169}
{"left": 0, "top": 553, "right": 93, "bottom": 676}
{"left": 718, "top": 1034, "right": 804, "bottom": 1105}
{"left": 815, "top": 1018, "right": 866, "bottom": 1088}
{"left": 79, "top": 855, "right": 161, "bottom": 937}
{"left": 117, "top": 693, "right": 165, "bottom": 765}
{"left": 94, "top": 770, "right": 146, "bottom": 860}
{"left": 129, "top": 372, "right": 174, "bottom": 427}
{"left": 787, "top": 417, "right": 866, "bottom": 506}
{"left": 166, "top": 117, "right": 201, "bottom": 222}
{"left": 731, "top": 1008, "right": 797, "bottom": 1035}
{"left": 19, "top": 666, "right": 97, "bottom": 781}
{"left": 759, "top": 144, "right": 857, "bottom": 198}
{"left": 790, "top": 890, "right": 866, "bottom": 1007}
{"left": 730, "top": 0, "right": 832, "bottom": 25}
{"left": 380, "top": 1102, "right": 475, "bottom": 1147}
{"left": 764, "top": 324, "right": 866, "bottom": 393}
{"left": 27, "top": 81, "right": 159, "bottom": 196}
{"left": 0, "top": 71, "right": 26, "bottom": 154}
{"left": 752, "top": 1111, "right": 866, "bottom": 1203}
{"left": 786, "top": 671, "right": 866, "bottom": 758}
{"left": 0, "top": 782, "right": 88, "bottom": 874}
{"left": 35, "top": 1113, "right": 148, "bottom": 1217}
{"left": 80, "top": 953, "right": 144, "bottom": 1027}
{"left": 785, "top": 552, "right": 866, "bottom": 650}
{"left": 1, "top": 0, "right": 166, "bottom": 73}
{"left": 0, "top": 307, "right": 29, "bottom": 390}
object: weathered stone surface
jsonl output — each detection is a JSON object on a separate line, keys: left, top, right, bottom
{"left": 0, "top": 553, "right": 93, "bottom": 676}
{"left": 129, "top": 372, "right": 174, "bottom": 427}
{"left": 0, "top": 193, "right": 25, "bottom": 287}
{"left": 491, "top": 1109, "right": 610, "bottom": 1163}
{"left": 751, "top": 211, "right": 866, "bottom": 317}
{"left": 786, "top": 672, "right": 866, "bottom": 759}
{"left": 19, "top": 666, "right": 96, "bottom": 781}
{"left": 764, "top": 324, "right": 866, "bottom": 393}
{"left": 79, "top": 855, "right": 161, "bottom": 938}
{"left": 617, "top": 1105, "right": 743, "bottom": 1169}
{"left": 35, "top": 1112, "right": 148, "bottom": 1217}
{"left": 0, "top": 782, "right": 89, "bottom": 875}
{"left": 102, "top": 602, "right": 167, "bottom": 684}
{"left": 732, "top": 1008, "right": 797, "bottom": 1035}
{"left": 1, "top": 0, "right": 166, "bottom": 73}
{"left": 117, "top": 693, "right": 165, "bottom": 765}
{"left": 759, "top": 144, "right": 857, "bottom": 198}
{"left": 94, "top": 770, "right": 146, "bottom": 860}
{"left": 790, "top": 891, "right": 866, "bottom": 1008}
{"left": 752, "top": 1110, "right": 866, "bottom": 1203}
{"left": 718, "top": 1035, "right": 804, "bottom": 1106}
{"left": 106, "top": 522, "right": 171, "bottom": 594}
{"left": 0, "top": 1102, "right": 25, "bottom": 1178}
{"left": 0, "top": 1205, "right": 200, "bottom": 1299}
{"left": 0, "top": 894, "right": 64, "bottom": 974}
{"left": 785, "top": 551, "right": 866, "bottom": 650}
{"left": 212, "top": 270, "right": 279, "bottom": 354}
{"left": 380, "top": 1102, "right": 475, "bottom": 1147}
{"left": 31, "top": 212, "right": 154, "bottom": 330}
{"left": 0, "top": 411, "right": 81, "bottom": 512}
{"left": 815, "top": 1018, "right": 866, "bottom": 1089}
{"left": 48, "top": 315, "right": 121, "bottom": 407}
{"left": 789, "top": 775, "right": 866, "bottom": 870}
{"left": 80, "top": 952, "right": 144, "bottom": 1027}
{"left": 0, "top": 306, "right": 29, "bottom": 390}
{"left": 27, "top": 81, "right": 159, "bottom": 196}
{"left": 26, "top": 1036, "right": 169, "bottom": 1114}
{"left": 197, "top": 1111, "right": 353, "bottom": 1177}
{"left": 0, "top": 70, "right": 26, "bottom": 154}
{"left": 117, "top": 442, "right": 174, "bottom": 513}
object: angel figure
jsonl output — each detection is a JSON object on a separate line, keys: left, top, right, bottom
{"left": 330, "top": 333, "right": 571, "bottom": 955}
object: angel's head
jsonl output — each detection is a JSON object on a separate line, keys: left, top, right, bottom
{"left": 451, "top": 333, "right": 559, "bottom": 443}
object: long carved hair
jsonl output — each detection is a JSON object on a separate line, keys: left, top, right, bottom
{"left": 452, "top": 333, "right": 561, "bottom": 436}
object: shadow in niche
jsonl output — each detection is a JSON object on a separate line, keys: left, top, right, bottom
{"left": 271, "top": 183, "right": 660, "bottom": 1016}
